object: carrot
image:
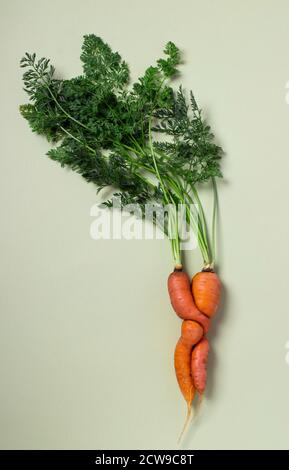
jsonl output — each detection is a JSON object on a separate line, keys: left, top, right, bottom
{"left": 168, "top": 269, "right": 211, "bottom": 333}
{"left": 174, "top": 320, "right": 203, "bottom": 442}
{"left": 191, "top": 337, "right": 210, "bottom": 395}
{"left": 192, "top": 271, "right": 221, "bottom": 317}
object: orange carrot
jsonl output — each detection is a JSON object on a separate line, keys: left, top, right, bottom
{"left": 191, "top": 337, "right": 210, "bottom": 395}
{"left": 168, "top": 269, "right": 211, "bottom": 333}
{"left": 174, "top": 320, "right": 203, "bottom": 442}
{"left": 192, "top": 271, "right": 221, "bottom": 317}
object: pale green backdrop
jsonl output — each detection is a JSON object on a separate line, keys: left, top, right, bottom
{"left": 1, "top": 0, "right": 289, "bottom": 450}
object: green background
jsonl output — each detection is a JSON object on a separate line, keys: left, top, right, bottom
{"left": 1, "top": 0, "right": 289, "bottom": 449}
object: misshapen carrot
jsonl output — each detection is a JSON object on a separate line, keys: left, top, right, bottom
{"left": 170, "top": 268, "right": 221, "bottom": 441}
{"left": 174, "top": 320, "right": 203, "bottom": 442}
{"left": 192, "top": 271, "right": 221, "bottom": 317}
{"left": 191, "top": 337, "right": 210, "bottom": 395}
{"left": 168, "top": 270, "right": 211, "bottom": 333}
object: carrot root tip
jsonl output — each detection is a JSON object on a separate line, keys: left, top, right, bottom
{"left": 196, "top": 393, "right": 204, "bottom": 412}
{"left": 177, "top": 403, "right": 193, "bottom": 445}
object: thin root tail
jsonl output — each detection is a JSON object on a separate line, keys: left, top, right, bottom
{"left": 177, "top": 403, "right": 193, "bottom": 445}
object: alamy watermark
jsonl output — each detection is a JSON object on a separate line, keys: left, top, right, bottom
{"left": 285, "top": 81, "right": 289, "bottom": 104}
{"left": 90, "top": 196, "right": 199, "bottom": 251}
{"left": 285, "top": 341, "right": 289, "bottom": 364}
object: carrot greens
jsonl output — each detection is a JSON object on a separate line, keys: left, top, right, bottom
{"left": 20, "top": 34, "right": 223, "bottom": 268}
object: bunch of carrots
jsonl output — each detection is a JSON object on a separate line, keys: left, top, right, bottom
{"left": 169, "top": 266, "right": 221, "bottom": 439}
{"left": 19, "top": 35, "right": 224, "bottom": 440}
